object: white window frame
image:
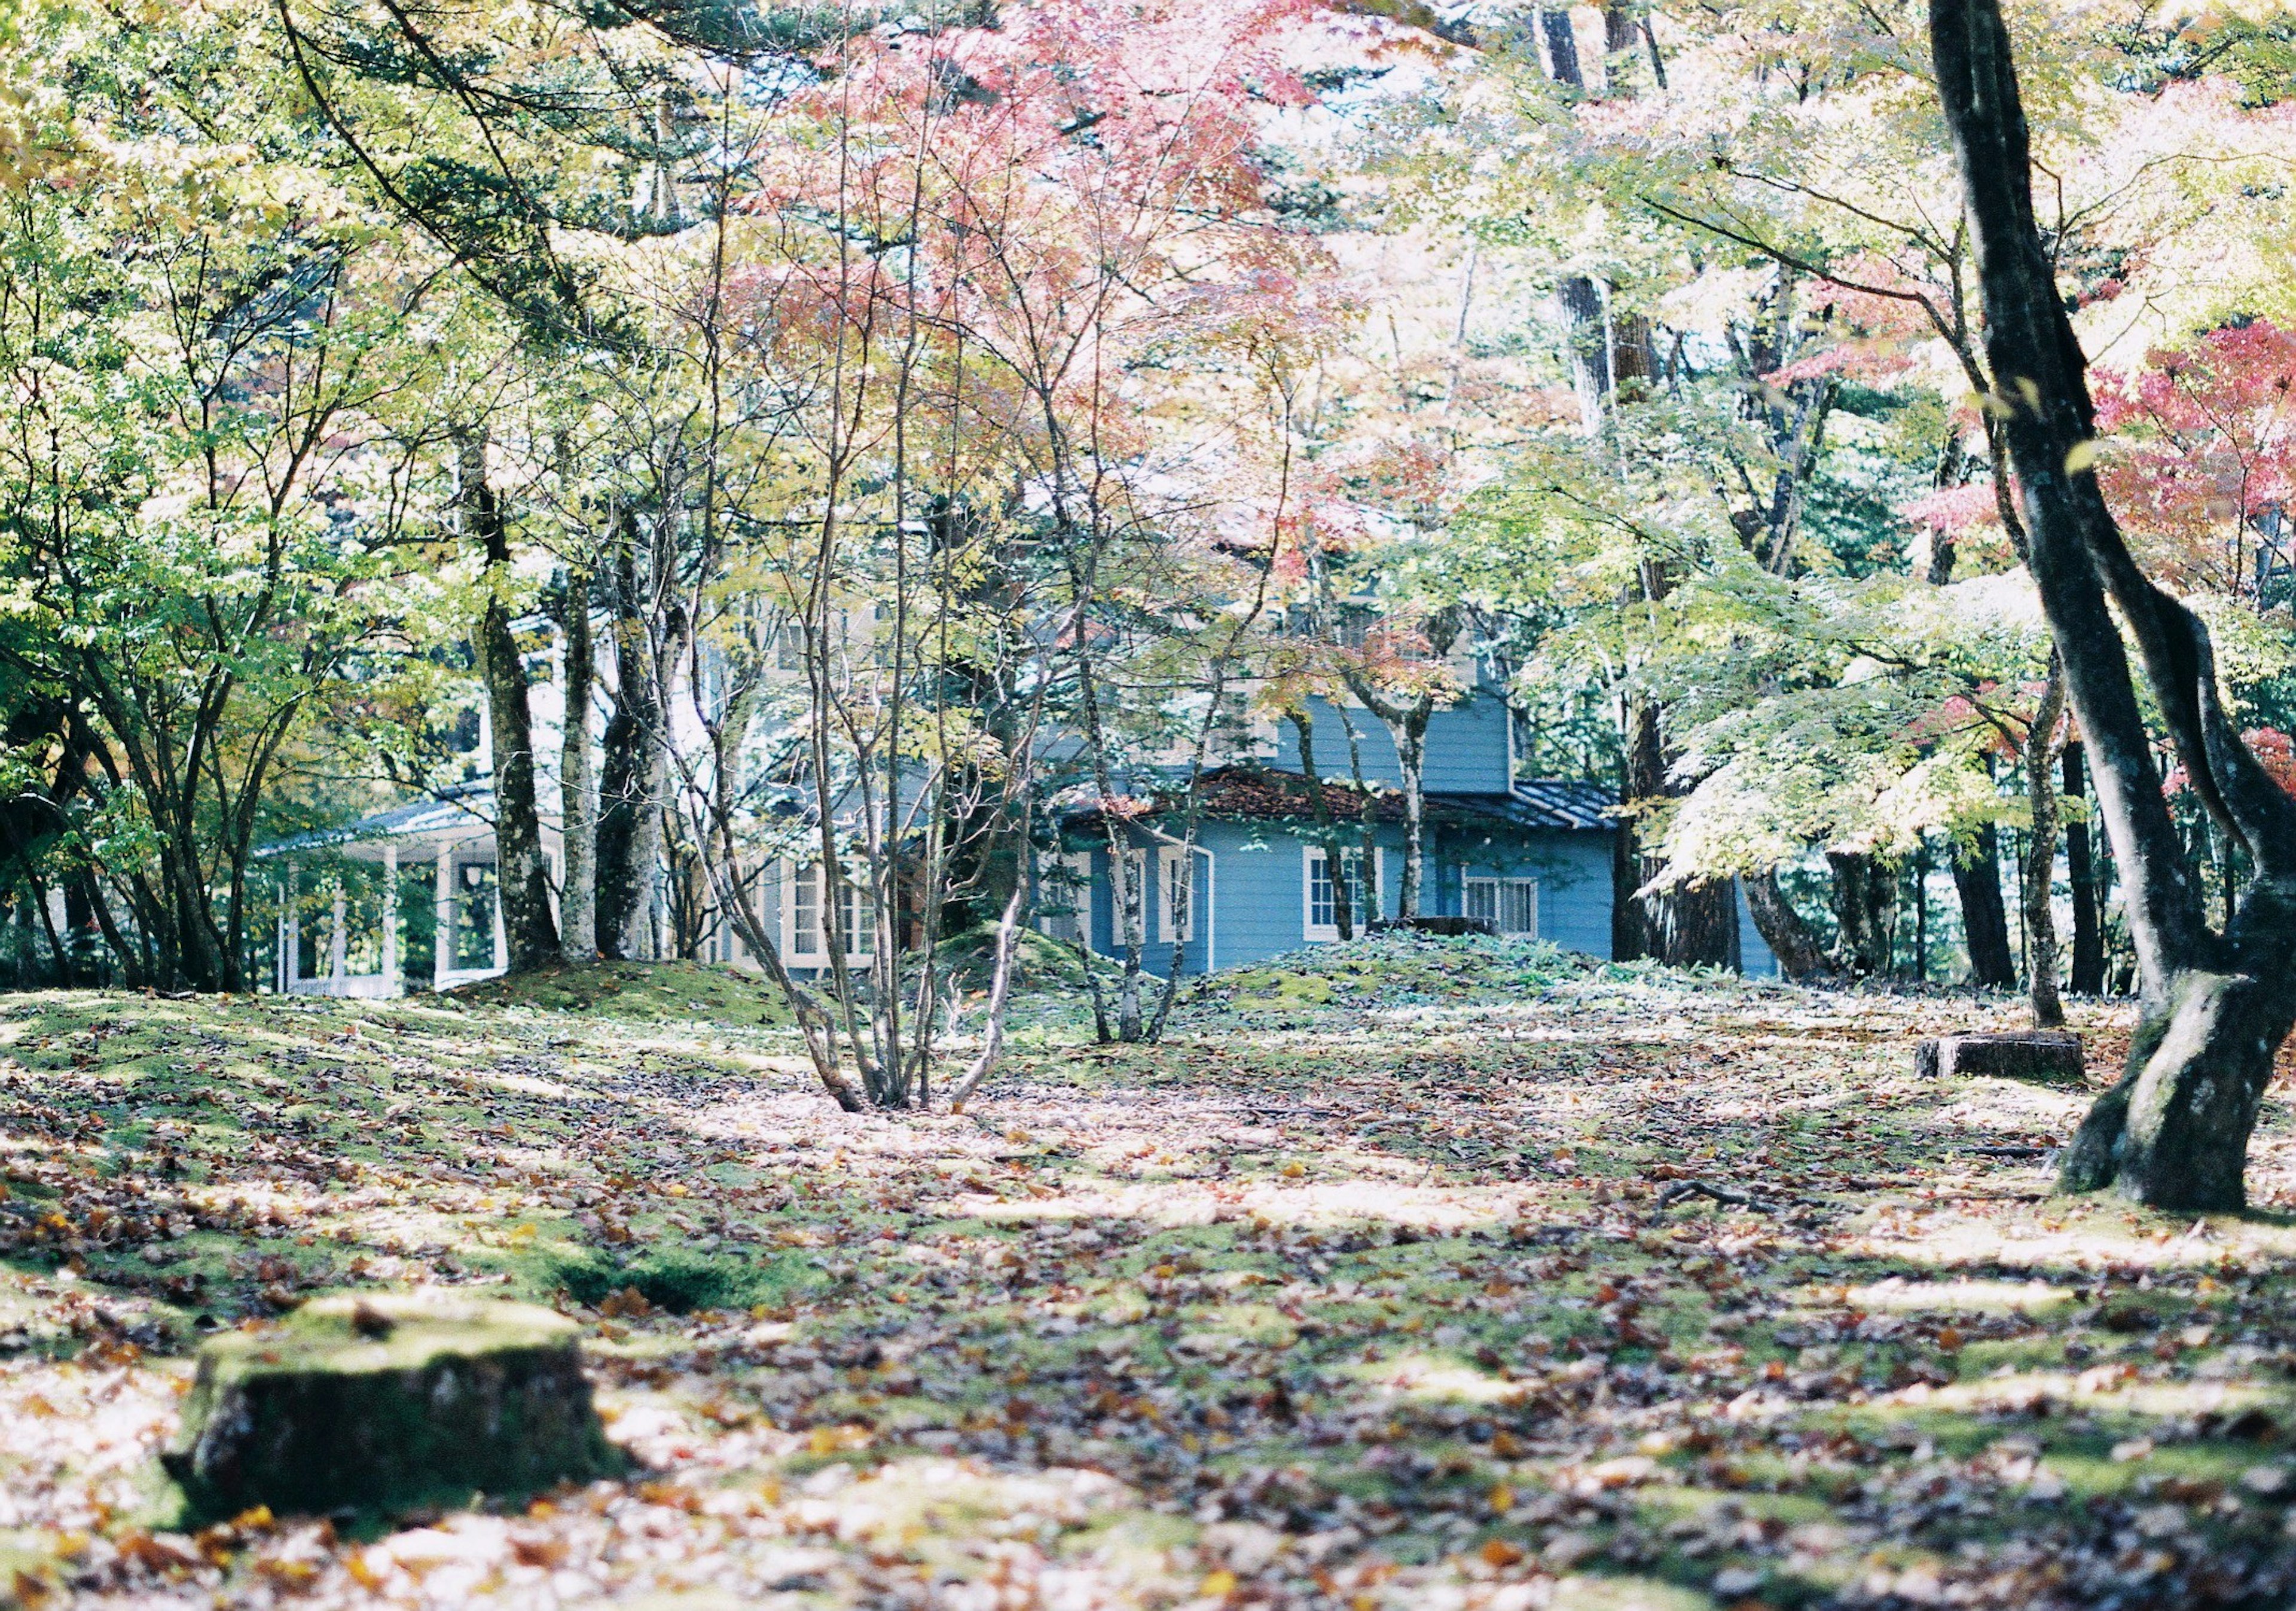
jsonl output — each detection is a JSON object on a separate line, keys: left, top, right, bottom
{"left": 1158, "top": 845, "right": 1196, "bottom": 943}
{"left": 1463, "top": 876, "right": 1539, "bottom": 937}
{"left": 1036, "top": 851, "right": 1093, "bottom": 945}
{"left": 783, "top": 860, "right": 876, "bottom": 964}
{"left": 1303, "top": 845, "right": 1380, "bottom": 941}
{"left": 774, "top": 623, "right": 805, "bottom": 672}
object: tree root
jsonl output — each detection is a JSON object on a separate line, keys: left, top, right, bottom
{"left": 1655, "top": 1179, "right": 1772, "bottom": 1212}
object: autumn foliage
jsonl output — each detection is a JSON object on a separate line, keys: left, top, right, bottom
{"left": 2093, "top": 320, "right": 2296, "bottom": 597}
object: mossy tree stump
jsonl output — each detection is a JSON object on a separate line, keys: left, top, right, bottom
{"left": 161, "top": 1294, "right": 618, "bottom": 1523}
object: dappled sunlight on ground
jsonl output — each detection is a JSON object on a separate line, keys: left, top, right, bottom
{"left": 0, "top": 940, "right": 2291, "bottom": 1606}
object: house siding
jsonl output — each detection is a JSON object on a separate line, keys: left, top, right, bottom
{"left": 1071, "top": 821, "right": 1425, "bottom": 977}
{"left": 1738, "top": 886, "right": 1778, "bottom": 979}
{"left": 1267, "top": 695, "right": 1512, "bottom": 795}
{"left": 1068, "top": 817, "right": 1642, "bottom": 976}
{"left": 1429, "top": 825, "right": 1613, "bottom": 958}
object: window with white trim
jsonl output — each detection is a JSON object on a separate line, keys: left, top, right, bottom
{"left": 1158, "top": 846, "right": 1196, "bottom": 943}
{"left": 1304, "top": 846, "right": 1378, "bottom": 941}
{"left": 1463, "top": 876, "right": 1538, "bottom": 937}
{"left": 1037, "top": 852, "right": 1092, "bottom": 944}
{"left": 784, "top": 861, "right": 876, "bottom": 962}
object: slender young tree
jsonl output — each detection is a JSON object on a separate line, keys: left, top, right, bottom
{"left": 557, "top": 564, "right": 598, "bottom": 960}
{"left": 1932, "top": 0, "right": 2296, "bottom": 1208}
{"left": 2065, "top": 744, "right": 2106, "bottom": 993}
{"left": 1743, "top": 870, "right": 1830, "bottom": 980}
{"left": 462, "top": 431, "right": 560, "bottom": 971}
{"left": 2019, "top": 656, "right": 2067, "bottom": 1025}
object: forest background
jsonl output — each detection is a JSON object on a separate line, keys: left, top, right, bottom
{"left": 2, "top": 0, "right": 2295, "bottom": 1089}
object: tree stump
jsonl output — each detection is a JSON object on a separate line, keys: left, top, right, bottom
{"left": 1915, "top": 1031, "right": 2084, "bottom": 1083}
{"left": 160, "top": 1293, "right": 618, "bottom": 1523}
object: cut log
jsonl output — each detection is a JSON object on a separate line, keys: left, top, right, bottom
{"left": 160, "top": 1293, "right": 618, "bottom": 1523}
{"left": 1916, "top": 1031, "right": 2084, "bottom": 1083}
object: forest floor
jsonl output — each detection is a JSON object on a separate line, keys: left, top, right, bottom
{"left": 4, "top": 937, "right": 2296, "bottom": 1610}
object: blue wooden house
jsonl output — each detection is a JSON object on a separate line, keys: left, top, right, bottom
{"left": 1045, "top": 693, "right": 1778, "bottom": 977}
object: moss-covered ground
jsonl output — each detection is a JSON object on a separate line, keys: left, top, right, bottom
{"left": 3, "top": 938, "right": 2295, "bottom": 1607}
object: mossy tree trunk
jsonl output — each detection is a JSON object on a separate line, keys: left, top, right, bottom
{"left": 1932, "top": 0, "right": 2296, "bottom": 1209}
{"left": 465, "top": 432, "right": 560, "bottom": 973}
{"left": 1745, "top": 867, "right": 1829, "bottom": 980}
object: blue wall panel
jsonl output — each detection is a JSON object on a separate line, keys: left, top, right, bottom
{"left": 1267, "top": 695, "right": 1512, "bottom": 795}
{"left": 1738, "top": 885, "right": 1778, "bottom": 978}
{"left": 1431, "top": 825, "right": 1613, "bottom": 959}
{"left": 1070, "top": 818, "right": 1624, "bottom": 973}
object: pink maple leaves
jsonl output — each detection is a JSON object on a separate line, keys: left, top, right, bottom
{"left": 2092, "top": 320, "right": 2296, "bottom": 597}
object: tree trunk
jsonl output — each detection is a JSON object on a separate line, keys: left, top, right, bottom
{"left": 1101, "top": 820, "right": 1144, "bottom": 1042}
{"left": 558, "top": 568, "right": 597, "bottom": 962}
{"left": 1391, "top": 711, "right": 1429, "bottom": 919}
{"left": 1662, "top": 881, "right": 1741, "bottom": 970}
{"left": 1953, "top": 824, "right": 2017, "bottom": 988}
{"left": 2065, "top": 744, "right": 2105, "bottom": 993}
{"left": 481, "top": 594, "right": 561, "bottom": 971}
{"left": 2060, "top": 965, "right": 2288, "bottom": 1207}
{"left": 1558, "top": 277, "right": 1610, "bottom": 435}
{"left": 1613, "top": 694, "right": 1738, "bottom": 967}
{"left": 1342, "top": 612, "right": 1462, "bottom": 927}
{"left": 1932, "top": 0, "right": 2296, "bottom": 1208}
{"left": 1544, "top": 26, "right": 1721, "bottom": 967}
{"left": 465, "top": 434, "right": 560, "bottom": 973}
{"left": 593, "top": 525, "right": 662, "bottom": 961}
{"left": 1538, "top": 8, "right": 1580, "bottom": 82}
{"left": 1539, "top": 17, "right": 1617, "bottom": 435}
{"left": 1826, "top": 850, "right": 1894, "bottom": 976}
{"left": 1745, "top": 867, "right": 1830, "bottom": 980}
{"left": 1611, "top": 695, "right": 1660, "bottom": 962}
{"left": 1601, "top": 0, "right": 1639, "bottom": 93}
{"left": 2022, "top": 655, "right": 2066, "bottom": 1026}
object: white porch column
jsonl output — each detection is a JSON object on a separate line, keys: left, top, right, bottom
{"left": 329, "top": 882, "right": 347, "bottom": 985}
{"left": 381, "top": 843, "right": 399, "bottom": 995}
{"left": 434, "top": 843, "right": 452, "bottom": 991}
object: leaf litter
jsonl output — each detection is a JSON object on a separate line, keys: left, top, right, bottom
{"left": 0, "top": 939, "right": 2293, "bottom": 1607}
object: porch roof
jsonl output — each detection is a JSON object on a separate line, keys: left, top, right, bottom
{"left": 257, "top": 781, "right": 523, "bottom": 860}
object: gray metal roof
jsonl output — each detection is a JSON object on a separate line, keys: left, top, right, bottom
{"left": 1430, "top": 779, "right": 1617, "bottom": 832}
{"left": 256, "top": 782, "right": 509, "bottom": 858}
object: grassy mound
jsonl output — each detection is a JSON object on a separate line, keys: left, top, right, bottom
{"left": 1201, "top": 929, "right": 1617, "bottom": 1012}
{"left": 932, "top": 922, "right": 1103, "bottom": 990}
{"left": 449, "top": 959, "right": 794, "bottom": 1025}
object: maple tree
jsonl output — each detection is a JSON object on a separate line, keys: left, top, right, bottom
{"left": 2093, "top": 320, "right": 2296, "bottom": 604}
{"left": 17, "top": 0, "right": 2296, "bottom": 1599}
{"left": 1928, "top": 0, "right": 2296, "bottom": 1210}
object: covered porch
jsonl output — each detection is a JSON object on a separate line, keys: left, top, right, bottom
{"left": 264, "top": 787, "right": 555, "bottom": 998}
